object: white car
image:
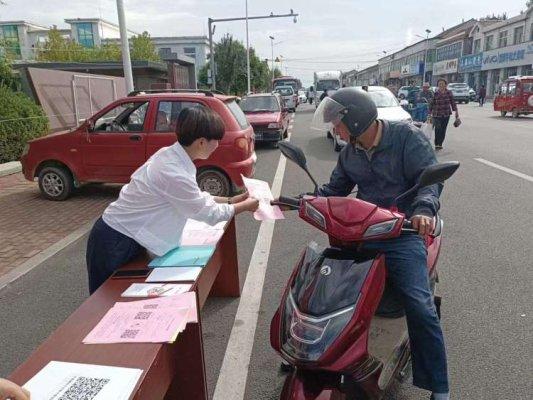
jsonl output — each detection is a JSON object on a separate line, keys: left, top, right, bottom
{"left": 331, "top": 86, "right": 412, "bottom": 152}
{"left": 447, "top": 82, "right": 470, "bottom": 104}
{"left": 298, "top": 90, "right": 307, "bottom": 104}
{"left": 273, "top": 86, "right": 296, "bottom": 112}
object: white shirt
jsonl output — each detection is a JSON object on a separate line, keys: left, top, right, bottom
{"left": 103, "top": 142, "right": 234, "bottom": 256}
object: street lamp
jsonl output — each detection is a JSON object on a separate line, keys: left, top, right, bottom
{"left": 269, "top": 35, "right": 275, "bottom": 82}
{"left": 208, "top": 9, "right": 298, "bottom": 91}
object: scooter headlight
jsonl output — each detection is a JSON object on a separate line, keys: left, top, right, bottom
{"left": 363, "top": 219, "right": 398, "bottom": 238}
{"left": 281, "top": 292, "right": 355, "bottom": 361}
{"left": 305, "top": 202, "right": 326, "bottom": 230}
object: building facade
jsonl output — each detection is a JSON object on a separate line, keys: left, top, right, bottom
{"left": 356, "top": 64, "right": 379, "bottom": 86}
{"left": 459, "top": 7, "right": 533, "bottom": 96}
{"left": 150, "top": 36, "right": 209, "bottom": 77}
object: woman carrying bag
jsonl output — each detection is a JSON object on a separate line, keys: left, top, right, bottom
{"left": 428, "top": 78, "right": 460, "bottom": 150}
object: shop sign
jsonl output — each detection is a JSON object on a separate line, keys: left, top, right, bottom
{"left": 433, "top": 59, "right": 458, "bottom": 75}
{"left": 459, "top": 53, "right": 483, "bottom": 72}
{"left": 481, "top": 42, "right": 533, "bottom": 70}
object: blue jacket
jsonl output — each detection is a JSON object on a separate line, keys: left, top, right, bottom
{"left": 318, "top": 120, "right": 441, "bottom": 218}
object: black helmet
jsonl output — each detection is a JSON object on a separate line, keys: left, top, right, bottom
{"left": 311, "top": 87, "right": 377, "bottom": 138}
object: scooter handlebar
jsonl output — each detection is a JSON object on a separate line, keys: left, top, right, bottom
{"left": 271, "top": 196, "right": 301, "bottom": 210}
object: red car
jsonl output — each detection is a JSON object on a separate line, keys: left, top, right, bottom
{"left": 494, "top": 75, "right": 533, "bottom": 118}
{"left": 240, "top": 93, "right": 290, "bottom": 145}
{"left": 20, "top": 90, "right": 256, "bottom": 200}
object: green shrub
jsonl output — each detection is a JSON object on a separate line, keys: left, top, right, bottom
{"left": 0, "top": 85, "right": 49, "bottom": 163}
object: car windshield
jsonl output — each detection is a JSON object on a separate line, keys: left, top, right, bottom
{"left": 276, "top": 87, "right": 294, "bottom": 96}
{"left": 240, "top": 96, "right": 280, "bottom": 112}
{"left": 449, "top": 83, "right": 468, "bottom": 88}
{"left": 316, "top": 80, "right": 340, "bottom": 91}
{"left": 522, "top": 82, "right": 533, "bottom": 92}
{"left": 367, "top": 89, "right": 400, "bottom": 108}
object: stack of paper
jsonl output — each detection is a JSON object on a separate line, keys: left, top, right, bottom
{"left": 23, "top": 361, "right": 142, "bottom": 400}
{"left": 83, "top": 292, "right": 197, "bottom": 344}
{"left": 148, "top": 245, "right": 215, "bottom": 268}
{"left": 242, "top": 176, "right": 284, "bottom": 221}
{"left": 179, "top": 219, "right": 227, "bottom": 246}
{"left": 121, "top": 283, "right": 192, "bottom": 298}
{"left": 146, "top": 267, "right": 202, "bottom": 283}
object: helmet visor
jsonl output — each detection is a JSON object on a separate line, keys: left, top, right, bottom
{"left": 310, "top": 97, "right": 347, "bottom": 131}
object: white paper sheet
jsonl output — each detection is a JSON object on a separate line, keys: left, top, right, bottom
{"left": 121, "top": 283, "right": 192, "bottom": 298}
{"left": 23, "top": 361, "right": 143, "bottom": 400}
{"left": 146, "top": 267, "right": 202, "bottom": 282}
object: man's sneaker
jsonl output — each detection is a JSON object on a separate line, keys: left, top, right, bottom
{"left": 435, "top": 145, "right": 443, "bottom": 151}
{"left": 430, "top": 393, "right": 450, "bottom": 400}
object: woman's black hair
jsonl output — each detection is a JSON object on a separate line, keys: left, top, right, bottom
{"left": 176, "top": 106, "right": 225, "bottom": 146}
{"left": 437, "top": 78, "right": 448, "bottom": 85}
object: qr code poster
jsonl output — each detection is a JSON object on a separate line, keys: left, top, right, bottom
{"left": 23, "top": 361, "right": 143, "bottom": 400}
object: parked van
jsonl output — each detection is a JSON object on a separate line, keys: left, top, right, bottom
{"left": 494, "top": 76, "right": 533, "bottom": 118}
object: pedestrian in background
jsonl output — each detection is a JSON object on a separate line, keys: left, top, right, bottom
{"left": 418, "top": 82, "right": 434, "bottom": 104}
{"left": 478, "top": 84, "right": 486, "bottom": 107}
{"left": 429, "top": 78, "right": 459, "bottom": 151}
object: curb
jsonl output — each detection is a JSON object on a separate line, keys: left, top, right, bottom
{"left": 0, "top": 161, "right": 22, "bottom": 177}
{"left": 0, "top": 219, "right": 95, "bottom": 291}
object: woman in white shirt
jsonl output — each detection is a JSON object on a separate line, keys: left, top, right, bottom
{"left": 86, "top": 106, "right": 259, "bottom": 294}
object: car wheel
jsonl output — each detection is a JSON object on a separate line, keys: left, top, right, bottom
{"left": 38, "top": 166, "right": 74, "bottom": 201}
{"left": 327, "top": 130, "right": 333, "bottom": 139}
{"left": 512, "top": 109, "right": 519, "bottom": 118}
{"left": 465, "top": 100, "right": 469, "bottom": 104}
{"left": 399, "top": 94, "right": 405, "bottom": 100}
{"left": 197, "top": 169, "right": 231, "bottom": 197}
{"left": 500, "top": 110, "right": 507, "bottom": 117}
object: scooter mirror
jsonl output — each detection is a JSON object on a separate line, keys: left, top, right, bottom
{"left": 393, "top": 161, "right": 460, "bottom": 205}
{"left": 278, "top": 141, "right": 308, "bottom": 169}
{"left": 418, "top": 161, "right": 460, "bottom": 188}
{"left": 278, "top": 141, "right": 320, "bottom": 193}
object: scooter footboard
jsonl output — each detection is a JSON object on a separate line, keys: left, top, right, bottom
{"left": 280, "top": 369, "right": 347, "bottom": 400}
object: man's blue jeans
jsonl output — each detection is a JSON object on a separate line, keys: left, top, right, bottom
{"left": 362, "top": 234, "right": 449, "bottom": 393}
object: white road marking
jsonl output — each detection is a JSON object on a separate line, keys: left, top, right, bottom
{"left": 213, "top": 122, "right": 289, "bottom": 400}
{"left": 474, "top": 158, "right": 533, "bottom": 183}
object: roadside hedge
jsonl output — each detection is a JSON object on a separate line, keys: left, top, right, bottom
{"left": 0, "top": 85, "right": 49, "bottom": 163}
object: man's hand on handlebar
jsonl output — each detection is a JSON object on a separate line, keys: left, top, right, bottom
{"left": 411, "top": 215, "right": 434, "bottom": 237}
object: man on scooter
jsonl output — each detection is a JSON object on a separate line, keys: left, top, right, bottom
{"left": 311, "top": 87, "right": 449, "bottom": 400}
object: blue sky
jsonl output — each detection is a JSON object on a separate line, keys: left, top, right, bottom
{"left": 1, "top": 0, "right": 529, "bottom": 85}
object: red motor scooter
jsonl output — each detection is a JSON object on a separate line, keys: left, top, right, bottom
{"left": 270, "top": 141, "right": 459, "bottom": 400}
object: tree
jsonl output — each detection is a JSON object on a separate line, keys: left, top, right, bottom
{"left": 527, "top": 0, "right": 532, "bottom": 8}
{"left": 130, "top": 31, "right": 160, "bottom": 62}
{"left": 36, "top": 28, "right": 159, "bottom": 63}
{"left": 198, "top": 34, "right": 279, "bottom": 95}
{"left": 0, "top": 55, "right": 18, "bottom": 90}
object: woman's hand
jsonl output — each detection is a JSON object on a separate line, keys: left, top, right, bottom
{"left": 230, "top": 191, "right": 249, "bottom": 204}
{"left": 233, "top": 197, "right": 260, "bottom": 214}
{"left": 0, "top": 378, "right": 31, "bottom": 400}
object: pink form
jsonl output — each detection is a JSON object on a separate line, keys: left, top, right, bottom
{"left": 242, "top": 176, "right": 284, "bottom": 221}
{"left": 83, "top": 292, "right": 197, "bottom": 344}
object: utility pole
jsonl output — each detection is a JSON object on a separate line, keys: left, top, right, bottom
{"left": 269, "top": 35, "right": 275, "bottom": 82}
{"left": 422, "top": 29, "right": 431, "bottom": 84}
{"left": 208, "top": 10, "right": 298, "bottom": 92}
{"left": 116, "top": 0, "right": 134, "bottom": 93}
{"left": 245, "top": 0, "right": 251, "bottom": 94}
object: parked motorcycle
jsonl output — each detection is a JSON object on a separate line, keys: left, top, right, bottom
{"left": 270, "top": 141, "right": 459, "bottom": 399}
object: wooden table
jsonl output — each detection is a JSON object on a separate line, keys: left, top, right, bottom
{"left": 9, "top": 218, "right": 240, "bottom": 399}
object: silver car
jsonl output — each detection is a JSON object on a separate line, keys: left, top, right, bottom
{"left": 447, "top": 83, "right": 470, "bottom": 104}
{"left": 331, "top": 86, "right": 412, "bottom": 152}
{"left": 273, "top": 86, "right": 296, "bottom": 112}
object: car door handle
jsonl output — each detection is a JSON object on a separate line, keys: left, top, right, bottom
{"left": 129, "top": 134, "right": 142, "bottom": 142}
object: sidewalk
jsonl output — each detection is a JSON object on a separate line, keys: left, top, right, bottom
{"left": 0, "top": 172, "right": 121, "bottom": 279}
